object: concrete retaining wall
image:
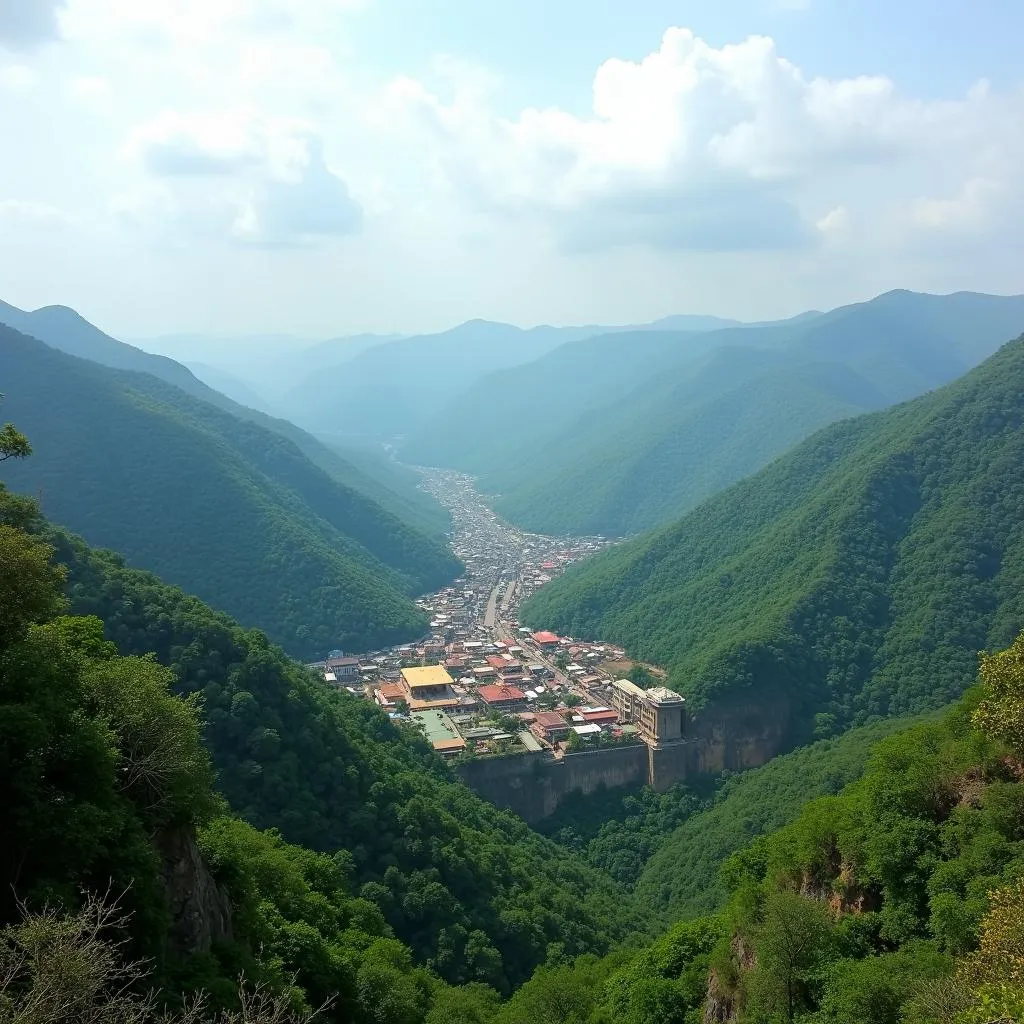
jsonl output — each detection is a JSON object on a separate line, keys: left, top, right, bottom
{"left": 455, "top": 743, "right": 649, "bottom": 823}
{"left": 455, "top": 696, "right": 793, "bottom": 821}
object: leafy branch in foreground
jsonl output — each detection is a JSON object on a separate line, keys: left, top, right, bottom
{"left": 0, "top": 420, "right": 30, "bottom": 463}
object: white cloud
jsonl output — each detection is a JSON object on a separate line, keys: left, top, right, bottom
{"left": 129, "top": 109, "right": 268, "bottom": 176}
{"left": 0, "top": 62, "right": 36, "bottom": 91}
{"left": 1, "top": 10, "right": 1023, "bottom": 335}
{"left": 816, "top": 205, "right": 849, "bottom": 234}
{"left": 68, "top": 74, "right": 111, "bottom": 112}
{"left": 385, "top": 28, "right": 1024, "bottom": 255}
{"left": 231, "top": 137, "right": 362, "bottom": 245}
{"left": 912, "top": 177, "right": 1001, "bottom": 232}
{"left": 119, "top": 114, "right": 362, "bottom": 246}
{"left": 0, "top": 199, "right": 75, "bottom": 226}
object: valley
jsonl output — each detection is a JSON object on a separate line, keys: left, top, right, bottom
{"left": 311, "top": 467, "right": 695, "bottom": 817}
{"left": 5, "top": 296, "right": 1024, "bottom": 1024}
{"left": 6, "top": 6, "right": 1024, "bottom": 1021}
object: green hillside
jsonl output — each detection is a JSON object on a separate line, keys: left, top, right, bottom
{"left": 320, "top": 436, "right": 451, "bottom": 536}
{"left": 408, "top": 291, "right": 1024, "bottom": 537}
{"left": 402, "top": 326, "right": 748, "bottom": 471}
{"left": 0, "top": 299, "right": 452, "bottom": 537}
{"left": 0, "top": 468, "right": 632, "bottom": 1021}
{"left": 0, "top": 326, "right": 460, "bottom": 657}
{"left": 44, "top": 515, "right": 631, "bottom": 990}
{"left": 522, "top": 333, "right": 1024, "bottom": 748}
{"left": 633, "top": 714, "right": 930, "bottom": 922}
{"left": 487, "top": 349, "right": 884, "bottom": 535}
{"left": 492, "top": 643, "right": 1024, "bottom": 1024}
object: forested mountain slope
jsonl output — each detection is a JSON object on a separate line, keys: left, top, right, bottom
{"left": 494, "top": 643, "right": 1024, "bottom": 1024}
{"left": 487, "top": 349, "right": 885, "bottom": 535}
{"left": 523, "top": 333, "right": 1024, "bottom": 751}
{"left": 0, "top": 299, "right": 451, "bottom": 536}
{"left": 402, "top": 325, "right": 767, "bottom": 471}
{"left": 633, "top": 713, "right": 931, "bottom": 922}
{"left": 319, "top": 436, "right": 451, "bottom": 536}
{"left": 0, "top": 327, "right": 460, "bottom": 656}
{"left": 409, "top": 290, "right": 1024, "bottom": 536}
{"left": 20, "top": 491, "right": 634, "bottom": 992}
{"left": 0, "top": 458, "right": 631, "bottom": 1023}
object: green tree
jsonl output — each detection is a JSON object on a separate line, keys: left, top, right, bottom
{"left": 748, "top": 891, "right": 832, "bottom": 1022}
{"left": 972, "top": 635, "right": 1024, "bottom": 755}
{"left": 0, "top": 418, "right": 30, "bottom": 463}
{"left": 954, "top": 878, "right": 1024, "bottom": 1023}
{"left": 424, "top": 983, "right": 500, "bottom": 1024}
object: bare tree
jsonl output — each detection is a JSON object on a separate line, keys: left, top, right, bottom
{"left": 0, "top": 892, "right": 329, "bottom": 1024}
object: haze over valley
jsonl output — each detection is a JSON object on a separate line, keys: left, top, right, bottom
{"left": 4, "top": 4, "right": 1024, "bottom": 1023}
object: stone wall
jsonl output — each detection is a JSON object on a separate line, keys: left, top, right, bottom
{"left": 648, "top": 741, "right": 690, "bottom": 792}
{"left": 684, "top": 697, "right": 793, "bottom": 775}
{"left": 456, "top": 696, "right": 794, "bottom": 822}
{"left": 455, "top": 743, "right": 649, "bottom": 823}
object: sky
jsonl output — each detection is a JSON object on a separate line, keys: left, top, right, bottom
{"left": 1, "top": 0, "right": 1023, "bottom": 337}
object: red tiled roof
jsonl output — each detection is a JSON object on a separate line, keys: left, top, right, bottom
{"left": 478, "top": 684, "right": 526, "bottom": 703}
{"left": 531, "top": 631, "right": 561, "bottom": 644}
{"left": 581, "top": 708, "right": 618, "bottom": 724}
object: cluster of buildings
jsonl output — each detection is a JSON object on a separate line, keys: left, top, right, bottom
{"left": 311, "top": 628, "right": 685, "bottom": 761}
{"left": 307, "top": 467, "right": 685, "bottom": 768}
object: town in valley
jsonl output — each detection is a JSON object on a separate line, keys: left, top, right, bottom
{"left": 308, "top": 468, "right": 687, "bottom": 762}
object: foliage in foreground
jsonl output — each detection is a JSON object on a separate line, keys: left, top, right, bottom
{"left": 0, "top": 439, "right": 505, "bottom": 1022}
{"left": 1, "top": 430, "right": 634, "bottom": 1000}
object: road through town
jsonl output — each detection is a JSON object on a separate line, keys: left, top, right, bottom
{"left": 414, "top": 468, "right": 610, "bottom": 660}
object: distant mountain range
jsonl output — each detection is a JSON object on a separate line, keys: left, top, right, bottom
{"left": 0, "top": 318, "right": 461, "bottom": 656}
{"left": 0, "top": 298, "right": 448, "bottom": 538}
{"left": 135, "top": 330, "right": 401, "bottom": 406}
{"left": 129, "top": 310, "right": 831, "bottom": 444}
{"left": 522, "top": 326, "right": 1024, "bottom": 754}
{"left": 144, "top": 314, "right": 747, "bottom": 439}
{"left": 405, "top": 291, "right": 1024, "bottom": 536}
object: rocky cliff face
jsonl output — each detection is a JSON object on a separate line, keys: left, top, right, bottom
{"left": 158, "top": 827, "right": 233, "bottom": 955}
{"left": 688, "top": 696, "right": 794, "bottom": 775}
{"left": 702, "top": 935, "right": 754, "bottom": 1024}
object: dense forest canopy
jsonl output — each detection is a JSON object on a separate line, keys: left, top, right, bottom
{"left": 0, "top": 482, "right": 633, "bottom": 992}
{"left": 523, "top": 333, "right": 1024, "bottom": 752}
{"left": 0, "top": 326, "right": 460, "bottom": 657}
{"left": 468, "top": 636, "right": 1024, "bottom": 1024}
{"left": 0, "top": 434, "right": 507, "bottom": 1022}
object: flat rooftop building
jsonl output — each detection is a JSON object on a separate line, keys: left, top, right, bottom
{"left": 401, "top": 665, "right": 459, "bottom": 710}
{"left": 401, "top": 665, "right": 454, "bottom": 690}
{"left": 610, "top": 679, "right": 685, "bottom": 746}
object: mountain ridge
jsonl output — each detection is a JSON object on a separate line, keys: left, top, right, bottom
{"left": 410, "top": 290, "right": 1024, "bottom": 536}
{"left": 521, "top": 330, "right": 1024, "bottom": 756}
{"left": 0, "top": 297, "right": 450, "bottom": 536}
{"left": 0, "top": 324, "right": 460, "bottom": 656}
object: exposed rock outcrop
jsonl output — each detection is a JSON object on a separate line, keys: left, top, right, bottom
{"left": 702, "top": 935, "right": 754, "bottom": 1024}
{"left": 158, "top": 827, "right": 233, "bottom": 954}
